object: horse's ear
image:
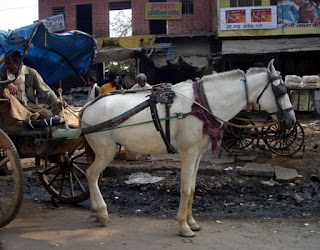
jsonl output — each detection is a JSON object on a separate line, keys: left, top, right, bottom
{"left": 267, "top": 59, "right": 276, "bottom": 75}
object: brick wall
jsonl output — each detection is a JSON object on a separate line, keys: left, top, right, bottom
{"left": 39, "top": 0, "right": 216, "bottom": 38}
{"left": 39, "top": 0, "right": 109, "bottom": 37}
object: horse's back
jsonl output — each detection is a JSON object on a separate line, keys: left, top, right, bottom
{"left": 81, "top": 92, "right": 151, "bottom": 127}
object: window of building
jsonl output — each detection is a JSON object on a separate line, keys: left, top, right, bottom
{"left": 149, "top": 20, "right": 167, "bottom": 35}
{"left": 230, "top": 0, "right": 261, "bottom": 7}
{"left": 149, "top": 0, "right": 167, "bottom": 35}
{"left": 109, "top": 1, "right": 132, "bottom": 37}
{"left": 76, "top": 4, "right": 92, "bottom": 35}
{"left": 52, "top": 7, "right": 65, "bottom": 16}
{"left": 270, "top": 0, "right": 278, "bottom": 5}
{"left": 182, "top": 0, "right": 193, "bottom": 14}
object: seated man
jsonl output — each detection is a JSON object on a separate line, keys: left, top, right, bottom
{"left": 130, "top": 73, "right": 152, "bottom": 91}
{"left": 99, "top": 72, "right": 122, "bottom": 95}
{"left": 0, "top": 51, "right": 64, "bottom": 119}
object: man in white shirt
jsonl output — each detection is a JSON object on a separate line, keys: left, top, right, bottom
{"left": 87, "top": 76, "right": 100, "bottom": 102}
{"left": 130, "top": 73, "right": 152, "bottom": 91}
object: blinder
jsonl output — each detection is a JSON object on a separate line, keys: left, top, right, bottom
{"left": 272, "top": 81, "right": 287, "bottom": 98}
{"left": 256, "top": 73, "right": 292, "bottom": 125}
{"left": 269, "top": 74, "right": 294, "bottom": 130}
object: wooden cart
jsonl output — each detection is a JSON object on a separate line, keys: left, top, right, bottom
{"left": 222, "top": 111, "right": 305, "bottom": 156}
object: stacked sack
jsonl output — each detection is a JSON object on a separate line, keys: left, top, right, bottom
{"left": 302, "top": 75, "right": 320, "bottom": 88}
{"left": 284, "top": 75, "right": 303, "bottom": 88}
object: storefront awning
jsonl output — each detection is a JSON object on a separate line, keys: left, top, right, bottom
{"left": 95, "top": 47, "right": 142, "bottom": 63}
{"left": 146, "top": 39, "right": 212, "bottom": 69}
{"left": 222, "top": 37, "right": 320, "bottom": 55}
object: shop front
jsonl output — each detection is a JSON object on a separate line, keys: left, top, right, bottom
{"left": 221, "top": 37, "right": 320, "bottom": 113}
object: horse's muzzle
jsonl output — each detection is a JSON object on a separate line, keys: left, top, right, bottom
{"left": 279, "top": 113, "right": 296, "bottom": 131}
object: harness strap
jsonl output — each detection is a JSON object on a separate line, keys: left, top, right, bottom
{"left": 149, "top": 94, "right": 176, "bottom": 154}
{"left": 269, "top": 106, "right": 293, "bottom": 115}
{"left": 257, "top": 75, "right": 283, "bottom": 104}
{"left": 165, "top": 103, "right": 172, "bottom": 151}
{"left": 256, "top": 81, "right": 271, "bottom": 104}
{"left": 196, "top": 80, "right": 221, "bottom": 128}
{"left": 81, "top": 99, "right": 151, "bottom": 135}
{"left": 240, "top": 76, "right": 250, "bottom": 111}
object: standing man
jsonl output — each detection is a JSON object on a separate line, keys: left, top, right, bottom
{"left": 87, "top": 76, "right": 100, "bottom": 102}
{"left": 99, "top": 72, "right": 122, "bottom": 95}
{"left": 130, "top": 73, "right": 152, "bottom": 90}
{"left": 0, "top": 51, "right": 64, "bottom": 119}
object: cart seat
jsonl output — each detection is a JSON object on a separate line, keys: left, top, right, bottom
{"left": 0, "top": 96, "right": 80, "bottom": 131}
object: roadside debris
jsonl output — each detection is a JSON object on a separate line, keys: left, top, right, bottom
{"left": 223, "top": 167, "right": 233, "bottom": 172}
{"left": 292, "top": 193, "right": 305, "bottom": 203}
{"left": 125, "top": 172, "right": 164, "bottom": 185}
{"left": 239, "top": 163, "right": 274, "bottom": 177}
{"left": 261, "top": 180, "right": 277, "bottom": 186}
{"left": 310, "top": 174, "right": 320, "bottom": 183}
{"left": 274, "top": 167, "right": 299, "bottom": 182}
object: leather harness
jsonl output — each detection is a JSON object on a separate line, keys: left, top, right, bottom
{"left": 81, "top": 72, "right": 290, "bottom": 154}
{"left": 149, "top": 92, "right": 176, "bottom": 153}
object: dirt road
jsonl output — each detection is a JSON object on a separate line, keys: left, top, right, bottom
{"left": 1, "top": 118, "right": 320, "bottom": 249}
{"left": 1, "top": 199, "right": 320, "bottom": 250}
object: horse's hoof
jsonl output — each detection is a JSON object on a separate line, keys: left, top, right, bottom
{"left": 97, "top": 216, "right": 109, "bottom": 226}
{"left": 189, "top": 222, "right": 201, "bottom": 231}
{"left": 179, "top": 228, "right": 196, "bottom": 237}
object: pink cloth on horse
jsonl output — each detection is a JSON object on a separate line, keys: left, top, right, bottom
{"left": 192, "top": 82, "right": 223, "bottom": 152}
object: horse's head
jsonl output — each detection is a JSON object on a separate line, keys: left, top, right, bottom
{"left": 255, "top": 59, "right": 296, "bottom": 130}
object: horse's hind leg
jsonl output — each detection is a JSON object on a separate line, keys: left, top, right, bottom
{"left": 177, "top": 151, "right": 200, "bottom": 237}
{"left": 85, "top": 141, "right": 118, "bottom": 226}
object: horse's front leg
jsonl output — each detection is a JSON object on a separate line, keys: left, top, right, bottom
{"left": 177, "top": 151, "right": 200, "bottom": 237}
{"left": 187, "top": 154, "right": 202, "bottom": 232}
{"left": 85, "top": 141, "right": 118, "bottom": 226}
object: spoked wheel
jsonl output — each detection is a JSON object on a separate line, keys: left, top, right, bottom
{"left": 38, "top": 148, "right": 90, "bottom": 204}
{"left": 264, "top": 121, "right": 304, "bottom": 156}
{"left": 0, "top": 129, "right": 24, "bottom": 228}
{"left": 222, "top": 118, "right": 259, "bottom": 156}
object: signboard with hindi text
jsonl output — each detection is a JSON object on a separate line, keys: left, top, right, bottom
{"left": 220, "top": 6, "right": 277, "bottom": 30}
{"left": 145, "top": 2, "right": 182, "bottom": 20}
{"left": 42, "top": 14, "right": 65, "bottom": 33}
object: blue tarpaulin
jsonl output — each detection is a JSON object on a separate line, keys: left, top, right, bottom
{"left": 0, "top": 22, "right": 97, "bottom": 85}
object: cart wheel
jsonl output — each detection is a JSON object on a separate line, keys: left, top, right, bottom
{"left": 264, "top": 121, "right": 304, "bottom": 156}
{"left": 222, "top": 118, "right": 259, "bottom": 156}
{"left": 0, "top": 129, "right": 24, "bottom": 228}
{"left": 38, "top": 149, "right": 90, "bottom": 204}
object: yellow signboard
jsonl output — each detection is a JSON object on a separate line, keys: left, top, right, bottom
{"left": 145, "top": 2, "right": 182, "bottom": 20}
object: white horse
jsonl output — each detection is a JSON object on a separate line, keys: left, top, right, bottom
{"left": 80, "top": 60, "right": 295, "bottom": 237}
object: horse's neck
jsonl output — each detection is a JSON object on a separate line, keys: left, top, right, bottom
{"left": 202, "top": 72, "right": 247, "bottom": 121}
{"left": 246, "top": 70, "right": 269, "bottom": 104}
{"left": 202, "top": 70, "right": 267, "bottom": 122}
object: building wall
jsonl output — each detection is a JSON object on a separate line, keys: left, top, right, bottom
{"left": 133, "top": 0, "right": 214, "bottom": 35}
{"left": 39, "top": 0, "right": 216, "bottom": 38}
{"left": 39, "top": 0, "right": 109, "bottom": 37}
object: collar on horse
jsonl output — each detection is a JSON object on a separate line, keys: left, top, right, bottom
{"left": 192, "top": 80, "right": 223, "bottom": 152}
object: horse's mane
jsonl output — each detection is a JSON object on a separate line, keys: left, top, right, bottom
{"left": 246, "top": 67, "right": 267, "bottom": 75}
{"left": 201, "top": 69, "right": 244, "bottom": 82}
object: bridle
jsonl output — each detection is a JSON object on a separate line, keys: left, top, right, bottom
{"left": 255, "top": 72, "right": 293, "bottom": 123}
